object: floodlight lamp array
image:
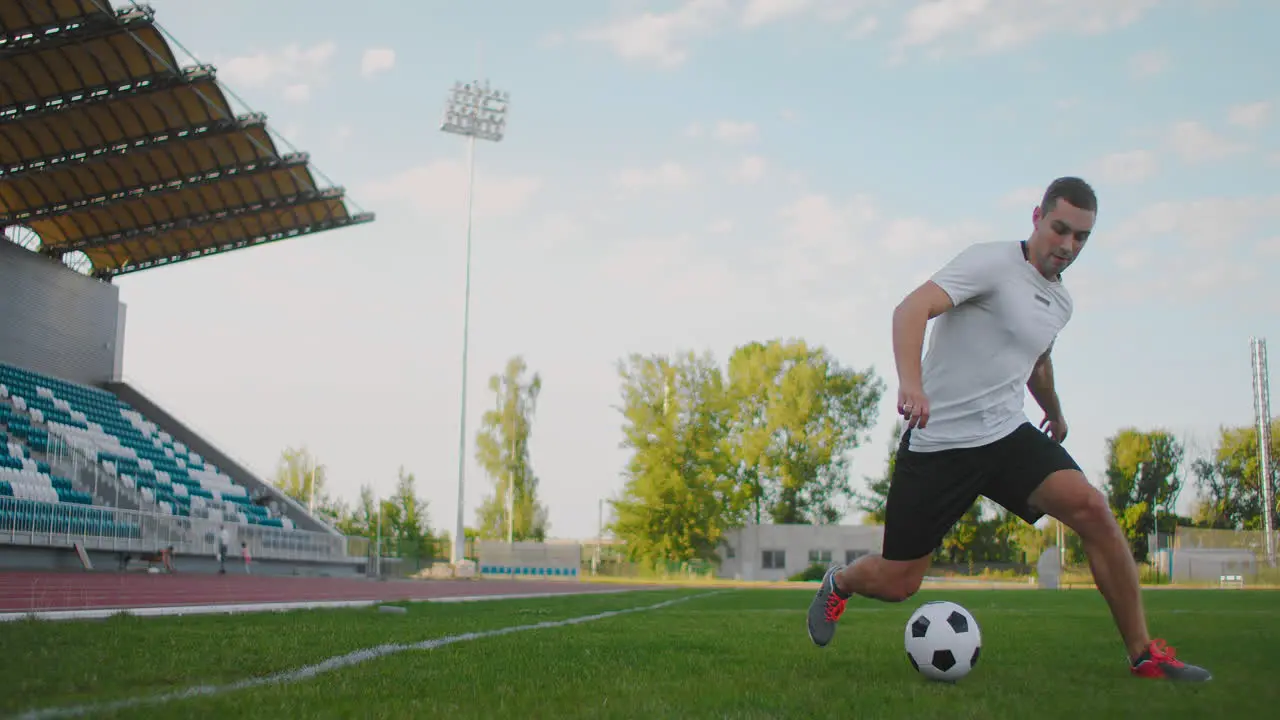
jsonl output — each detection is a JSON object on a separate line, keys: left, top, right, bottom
{"left": 440, "top": 80, "right": 509, "bottom": 142}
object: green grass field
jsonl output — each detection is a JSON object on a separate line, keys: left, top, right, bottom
{"left": 3, "top": 587, "right": 1276, "bottom": 719}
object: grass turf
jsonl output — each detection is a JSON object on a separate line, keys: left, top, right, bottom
{"left": 2, "top": 586, "right": 1276, "bottom": 719}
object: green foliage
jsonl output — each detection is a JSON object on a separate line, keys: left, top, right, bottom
{"left": 365, "top": 467, "right": 435, "bottom": 562}
{"left": 726, "top": 339, "right": 885, "bottom": 524}
{"left": 611, "top": 351, "right": 743, "bottom": 566}
{"left": 788, "top": 563, "right": 830, "bottom": 582}
{"left": 609, "top": 339, "right": 884, "bottom": 566}
{"left": 269, "top": 446, "right": 347, "bottom": 527}
{"left": 1191, "top": 420, "right": 1280, "bottom": 530}
{"left": 474, "top": 356, "right": 550, "bottom": 541}
{"left": 854, "top": 420, "right": 902, "bottom": 525}
{"left": 1103, "top": 428, "right": 1186, "bottom": 561}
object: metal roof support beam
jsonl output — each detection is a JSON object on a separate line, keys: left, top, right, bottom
{"left": 0, "top": 6, "right": 155, "bottom": 60}
{"left": 0, "top": 65, "right": 214, "bottom": 127}
{"left": 1, "top": 152, "right": 311, "bottom": 225}
{"left": 63, "top": 188, "right": 346, "bottom": 253}
{"left": 107, "top": 212, "right": 376, "bottom": 277}
{"left": 0, "top": 114, "right": 267, "bottom": 181}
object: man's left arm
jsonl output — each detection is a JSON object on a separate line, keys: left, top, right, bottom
{"left": 1028, "top": 347, "right": 1067, "bottom": 441}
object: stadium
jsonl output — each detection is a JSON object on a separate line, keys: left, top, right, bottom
{"left": 1, "top": 1, "right": 1276, "bottom": 718}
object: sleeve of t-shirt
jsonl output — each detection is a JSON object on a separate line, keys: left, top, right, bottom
{"left": 930, "top": 243, "right": 1003, "bottom": 307}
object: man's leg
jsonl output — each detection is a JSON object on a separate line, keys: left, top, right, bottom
{"left": 806, "top": 553, "right": 931, "bottom": 648}
{"left": 807, "top": 435, "right": 982, "bottom": 647}
{"left": 1027, "top": 470, "right": 1150, "bottom": 658}
{"left": 985, "top": 423, "right": 1211, "bottom": 681}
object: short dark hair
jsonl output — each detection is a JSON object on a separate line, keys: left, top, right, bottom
{"left": 1040, "top": 176, "right": 1097, "bottom": 214}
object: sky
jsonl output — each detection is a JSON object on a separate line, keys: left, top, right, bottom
{"left": 102, "top": 0, "right": 1280, "bottom": 541}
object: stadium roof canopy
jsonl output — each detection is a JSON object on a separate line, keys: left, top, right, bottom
{"left": 0, "top": 0, "right": 374, "bottom": 281}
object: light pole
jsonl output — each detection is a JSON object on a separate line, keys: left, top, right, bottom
{"left": 508, "top": 388, "right": 517, "bottom": 545}
{"left": 441, "top": 79, "right": 510, "bottom": 565}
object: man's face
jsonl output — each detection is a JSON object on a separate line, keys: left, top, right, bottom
{"left": 1029, "top": 198, "right": 1094, "bottom": 279}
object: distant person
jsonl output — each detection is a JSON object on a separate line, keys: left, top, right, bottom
{"left": 805, "top": 176, "right": 1210, "bottom": 682}
{"left": 241, "top": 541, "right": 251, "bottom": 574}
{"left": 217, "top": 525, "right": 230, "bottom": 574}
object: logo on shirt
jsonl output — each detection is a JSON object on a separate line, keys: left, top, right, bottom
{"left": 1033, "top": 293, "right": 1051, "bottom": 307}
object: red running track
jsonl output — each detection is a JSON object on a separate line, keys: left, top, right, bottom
{"left": 0, "top": 571, "right": 652, "bottom": 613}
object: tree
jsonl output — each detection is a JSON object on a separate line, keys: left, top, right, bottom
{"left": 270, "top": 445, "right": 347, "bottom": 526}
{"left": 726, "top": 339, "right": 884, "bottom": 524}
{"left": 1103, "top": 428, "right": 1185, "bottom": 561}
{"left": 390, "top": 467, "right": 433, "bottom": 560}
{"left": 335, "top": 483, "right": 377, "bottom": 539}
{"left": 474, "top": 356, "right": 550, "bottom": 541}
{"left": 855, "top": 419, "right": 903, "bottom": 525}
{"left": 610, "top": 351, "right": 745, "bottom": 565}
{"left": 1192, "top": 420, "right": 1279, "bottom": 530}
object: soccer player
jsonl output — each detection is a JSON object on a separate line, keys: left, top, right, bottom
{"left": 805, "top": 177, "right": 1211, "bottom": 682}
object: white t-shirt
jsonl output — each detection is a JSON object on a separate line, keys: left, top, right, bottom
{"left": 906, "top": 240, "right": 1073, "bottom": 453}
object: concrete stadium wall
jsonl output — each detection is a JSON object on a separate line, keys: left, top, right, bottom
{"left": 476, "top": 541, "right": 582, "bottom": 580}
{"left": 0, "top": 240, "right": 125, "bottom": 386}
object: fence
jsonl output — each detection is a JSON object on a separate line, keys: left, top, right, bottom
{"left": 25, "top": 427, "right": 353, "bottom": 563}
{"left": 1168, "top": 527, "right": 1280, "bottom": 584}
{"left": 0, "top": 495, "right": 349, "bottom": 562}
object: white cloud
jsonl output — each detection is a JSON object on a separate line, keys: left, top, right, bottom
{"left": 217, "top": 41, "right": 336, "bottom": 90}
{"left": 742, "top": 0, "right": 885, "bottom": 27}
{"left": 1128, "top": 50, "right": 1169, "bottom": 78}
{"left": 1227, "top": 101, "right": 1272, "bottom": 129}
{"left": 742, "top": 0, "right": 814, "bottom": 26}
{"left": 732, "top": 155, "right": 768, "bottom": 183}
{"left": 361, "top": 160, "right": 542, "bottom": 218}
{"left": 1111, "top": 195, "right": 1280, "bottom": 252}
{"left": 282, "top": 83, "right": 310, "bottom": 103}
{"left": 851, "top": 15, "right": 881, "bottom": 37}
{"left": 578, "top": 0, "right": 731, "bottom": 69}
{"left": 360, "top": 48, "right": 396, "bottom": 78}
{"left": 1092, "top": 149, "right": 1157, "bottom": 185}
{"left": 1000, "top": 186, "right": 1043, "bottom": 208}
{"left": 708, "top": 218, "right": 735, "bottom": 234}
{"left": 763, "top": 193, "right": 989, "bottom": 298}
{"left": 595, "top": 233, "right": 739, "bottom": 303}
{"left": 1167, "top": 121, "right": 1248, "bottom": 164}
{"left": 894, "top": 0, "right": 1159, "bottom": 58}
{"left": 712, "top": 120, "right": 760, "bottom": 144}
{"left": 580, "top": 0, "right": 880, "bottom": 66}
{"left": 615, "top": 162, "right": 693, "bottom": 190}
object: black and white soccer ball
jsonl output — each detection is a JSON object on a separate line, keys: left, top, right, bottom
{"left": 903, "top": 600, "right": 982, "bottom": 682}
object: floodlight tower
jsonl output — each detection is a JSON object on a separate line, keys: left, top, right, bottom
{"left": 1250, "top": 337, "right": 1276, "bottom": 568}
{"left": 441, "top": 79, "right": 510, "bottom": 565}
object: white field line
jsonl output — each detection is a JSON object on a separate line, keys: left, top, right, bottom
{"left": 11, "top": 590, "right": 723, "bottom": 720}
{"left": 0, "top": 588, "right": 647, "bottom": 624}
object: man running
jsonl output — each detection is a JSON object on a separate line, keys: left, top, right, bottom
{"left": 806, "top": 177, "right": 1211, "bottom": 682}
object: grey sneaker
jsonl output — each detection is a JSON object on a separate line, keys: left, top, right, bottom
{"left": 806, "top": 565, "right": 848, "bottom": 647}
{"left": 1130, "top": 640, "right": 1213, "bottom": 682}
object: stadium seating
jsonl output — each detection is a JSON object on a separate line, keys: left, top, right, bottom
{"left": 0, "top": 363, "right": 293, "bottom": 532}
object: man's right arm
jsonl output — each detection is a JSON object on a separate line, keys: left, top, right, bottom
{"left": 891, "top": 242, "right": 1001, "bottom": 428}
{"left": 892, "top": 281, "right": 955, "bottom": 395}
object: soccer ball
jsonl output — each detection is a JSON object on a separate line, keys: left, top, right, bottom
{"left": 903, "top": 600, "right": 982, "bottom": 683}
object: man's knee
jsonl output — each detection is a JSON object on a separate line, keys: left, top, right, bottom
{"left": 884, "top": 573, "right": 924, "bottom": 602}
{"left": 875, "top": 556, "right": 929, "bottom": 602}
{"left": 1031, "top": 470, "right": 1117, "bottom": 537}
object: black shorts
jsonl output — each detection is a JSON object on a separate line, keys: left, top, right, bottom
{"left": 881, "top": 421, "right": 1081, "bottom": 562}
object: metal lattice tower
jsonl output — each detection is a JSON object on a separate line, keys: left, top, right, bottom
{"left": 1250, "top": 337, "right": 1276, "bottom": 567}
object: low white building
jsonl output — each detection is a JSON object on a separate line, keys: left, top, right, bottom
{"left": 717, "top": 523, "right": 884, "bottom": 581}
